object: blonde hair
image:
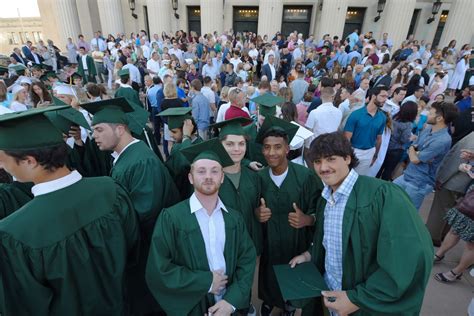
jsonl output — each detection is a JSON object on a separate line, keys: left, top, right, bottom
{"left": 164, "top": 82, "right": 177, "bottom": 98}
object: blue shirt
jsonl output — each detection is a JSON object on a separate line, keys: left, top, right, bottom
{"left": 404, "top": 126, "right": 452, "bottom": 187}
{"left": 155, "top": 87, "right": 165, "bottom": 112}
{"left": 177, "top": 87, "right": 188, "bottom": 107}
{"left": 322, "top": 169, "right": 359, "bottom": 291}
{"left": 147, "top": 85, "right": 160, "bottom": 108}
{"left": 456, "top": 97, "right": 472, "bottom": 112}
{"left": 344, "top": 106, "right": 387, "bottom": 149}
{"left": 191, "top": 92, "right": 210, "bottom": 130}
{"left": 347, "top": 51, "right": 361, "bottom": 64}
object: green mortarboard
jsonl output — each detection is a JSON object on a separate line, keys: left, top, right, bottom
{"left": 243, "top": 122, "right": 257, "bottom": 142}
{"left": 0, "top": 66, "right": 8, "bottom": 75}
{"left": 118, "top": 68, "right": 130, "bottom": 78}
{"left": 210, "top": 117, "right": 253, "bottom": 138}
{"left": 158, "top": 107, "right": 192, "bottom": 130}
{"left": 40, "top": 74, "right": 49, "bottom": 82}
{"left": 44, "top": 107, "right": 91, "bottom": 135}
{"left": 11, "top": 64, "right": 26, "bottom": 75}
{"left": 273, "top": 262, "right": 328, "bottom": 301}
{"left": 0, "top": 106, "right": 70, "bottom": 150}
{"left": 81, "top": 97, "right": 148, "bottom": 135}
{"left": 46, "top": 71, "right": 58, "bottom": 79}
{"left": 256, "top": 115, "right": 299, "bottom": 144}
{"left": 180, "top": 138, "right": 234, "bottom": 168}
{"left": 71, "top": 72, "right": 82, "bottom": 79}
{"left": 251, "top": 94, "right": 284, "bottom": 117}
{"left": 32, "top": 64, "right": 46, "bottom": 70}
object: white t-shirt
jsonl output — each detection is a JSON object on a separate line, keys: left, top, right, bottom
{"left": 306, "top": 102, "right": 342, "bottom": 146}
{"left": 269, "top": 167, "right": 288, "bottom": 188}
{"left": 201, "top": 86, "right": 215, "bottom": 105}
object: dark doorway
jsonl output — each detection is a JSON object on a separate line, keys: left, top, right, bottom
{"left": 143, "top": 5, "right": 150, "bottom": 37}
{"left": 342, "top": 7, "right": 366, "bottom": 40}
{"left": 407, "top": 9, "right": 421, "bottom": 39}
{"left": 233, "top": 7, "right": 258, "bottom": 34}
{"left": 281, "top": 6, "right": 312, "bottom": 38}
{"left": 432, "top": 10, "right": 449, "bottom": 49}
{"left": 187, "top": 6, "right": 201, "bottom": 35}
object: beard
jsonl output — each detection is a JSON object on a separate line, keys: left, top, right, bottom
{"left": 194, "top": 180, "right": 220, "bottom": 195}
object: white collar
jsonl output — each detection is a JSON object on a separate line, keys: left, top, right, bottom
{"left": 111, "top": 139, "right": 139, "bottom": 165}
{"left": 319, "top": 102, "right": 335, "bottom": 107}
{"left": 31, "top": 170, "right": 82, "bottom": 197}
{"left": 189, "top": 193, "right": 228, "bottom": 214}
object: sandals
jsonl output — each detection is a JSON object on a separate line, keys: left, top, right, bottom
{"left": 434, "top": 270, "right": 463, "bottom": 283}
{"left": 434, "top": 254, "right": 445, "bottom": 263}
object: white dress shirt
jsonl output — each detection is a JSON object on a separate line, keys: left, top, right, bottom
{"left": 146, "top": 59, "right": 161, "bottom": 75}
{"left": 190, "top": 193, "right": 228, "bottom": 301}
{"left": 306, "top": 102, "right": 343, "bottom": 146}
{"left": 122, "top": 64, "right": 142, "bottom": 84}
{"left": 32, "top": 170, "right": 82, "bottom": 196}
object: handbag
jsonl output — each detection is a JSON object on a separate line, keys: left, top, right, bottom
{"left": 456, "top": 189, "right": 474, "bottom": 220}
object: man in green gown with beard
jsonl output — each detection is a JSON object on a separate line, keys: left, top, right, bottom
{"left": 256, "top": 116, "right": 323, "bottom": 316}
{"left": 82, "top": 98, "right": 179, "bottom": 315}
{"left": 146, "top": 139, "right": 256, "bottom": 316}
{"left": 0, "top": 107, "right": 140, "bottom": 315}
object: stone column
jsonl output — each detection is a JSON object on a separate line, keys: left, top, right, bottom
{"left": 200, "top": 0, "right": 224, "bottom": 36}
{"left": 257, "top": 0, "right": 284, "bottom": 37}
{"left": 147, "top": 0, "right": 172, "bottom": 35}
{"left": 439, "top": 0, "right": 474, "bottom": 49}
{"left": 96, "top": 0, "right": 124, "bottom": 35}
{"left": 380, "top": 0, "right": 416, "bottom": 50}
{"left": 52, "top": 0, "right": 82, "bottom": 40}
{"left": 317, "top": 0, "right": 348, "bottom": 40}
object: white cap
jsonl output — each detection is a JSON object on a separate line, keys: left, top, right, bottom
{"left": 11, "top": 85, "right": 25, "bottom": 95}
{"left": 162, "top": 59, "right": 171, "bottom": 65}
{"left": 19, "top": 76, "right": 32, "bottom": 85}
{"left": 54, "top": 84, "right": 76, "bottom": 96}
{"left": 415, "top": 65, "right": 423, "bottom": 71}
{"left": 185, "top": 58, "right": 193, "bottom": 65}
{"left": 462, "top": 51, "right": 471, "bottom": 57}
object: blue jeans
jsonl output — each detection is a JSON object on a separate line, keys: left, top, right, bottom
{"left": 393, "top": 174, "right": 433, "bottom": 210}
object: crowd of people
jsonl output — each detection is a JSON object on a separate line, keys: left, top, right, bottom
{"left": 0, "top": 26, "right": 473, "bottom": 316}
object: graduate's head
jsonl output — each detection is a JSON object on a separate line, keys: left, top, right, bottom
{"left": 82, "top": 98, "right": 138, "bottom": 152}
{"left": 182, "top": 139, "right": 234, "bottom": 196}
{"left": 309, "top": 132, "right": 359, "bottom": 191}
{"left": 212, "top": 117, "right": 252, "bottom": 165}
{"left": 0, "top": 106, "right": 71, "bottom": 182}
{"left": 158, "top": 107, "right": 196, "bottom": 143}
{"left": 92, "top": 122, "right": 130, "bottom": 151}
{"left": 261, "top": 128, "right": 290, "bottom": 169}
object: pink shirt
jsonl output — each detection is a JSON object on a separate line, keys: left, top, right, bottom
{"left": 296, "top": 102, "right": 309, "bottom": 125}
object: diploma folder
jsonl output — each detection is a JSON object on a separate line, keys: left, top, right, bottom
{"left": 273, "top": 262, "right": 329, "bottom": 301}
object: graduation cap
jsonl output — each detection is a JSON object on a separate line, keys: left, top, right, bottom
{"left": 19, "top": 76, "right": 32, "bottom": 86}
{"left": 0, "top": 106, "right": 69, "bottom": 150}
{"left": 11, "top": 64, "right": 27, "bottom": 75}
{"left": 251, "top": 94, "right": 285, "bottom": 117}
{"left": 46, "top": 71, "right": 58, "bottom": 79}
{"left": 52, "top": 96, "right": 68, "bottom": 106}
{"left": 243, "top": 122, "right": 257, "bottom": 142}
{"left": 158, "top": 107, "right": 192, "bottom": 130}
{"left": 44, "top": 107, "right": 91, "bottom": 135}
{"left": 0, "top": 66, "right": 8, "bottom": 75}
{"left": 273, "top": 262, "right": 328, "bottom": 301}
{"left": 256, "top": 116, "right": 299, "bottom": 144}
{"left": 180, "top": 138, "right": 234, "bottom": 168}
{"left": 11, "top": 84, "right": 25, "bottom": 96}
{"left": 118, "top": 68, "right": 130, "bottom": 78}
{"left": 210, "top": 117, "right": 253, "bottom": 138}
{"left": 32, "top": 64, "right": 47, "bottom": 71}
{"left": 54, "top": 85, "right": 76, "bottom": 97}
{"left": 81, "top": 97, "right": 148, "bottom": 135}
{"left": 71, "top": 72, "right": 82, "bottom": 79}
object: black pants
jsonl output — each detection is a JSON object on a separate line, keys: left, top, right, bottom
{"left": 377, "top": 148, "right": 404, "bottom": 180}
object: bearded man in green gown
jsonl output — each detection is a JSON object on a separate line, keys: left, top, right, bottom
{"left": 290, "top": 132, "right": 433, "bottom": 316}
{"left": 146, "top": 139, "right": 256, "bottom": 316}
{"left": 0, "top": 107, "right": 140, "bottom": 315}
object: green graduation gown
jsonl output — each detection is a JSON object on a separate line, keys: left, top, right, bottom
{"left": 0, "top": 176, "right": 139, "bottom": 316}
{"left": 258, "top": 162, "right": 323, "bottom": 308}
{"left": 115, "top": 85, "right": 142, "bottom": 107}
{"left": 165, "top": 137, "right": 203, "bottom": 200}
{"left": 219, "top": 166, "right": 263, "bottom": 255}
{"left": 110, "top": 140, "right": 179, "bottom": 314}
{"left": 0, "top": 182, "right": 33, "bottom": 219}
{"left": 307, "top": 176, "right": 433, "bottom": 316}
{"left": 145, "top": 199, "right": 257, "bottom": 316}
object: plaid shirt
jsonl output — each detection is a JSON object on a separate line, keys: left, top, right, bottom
{"left": 322, "top": 169, "right": 359, "bottom": 291}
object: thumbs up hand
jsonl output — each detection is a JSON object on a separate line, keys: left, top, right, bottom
{"left": 255, "top": 198, "right": 272, "bottom": 223}
{"left": 288, "top": 203, "right": 314, "bottom": 228}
